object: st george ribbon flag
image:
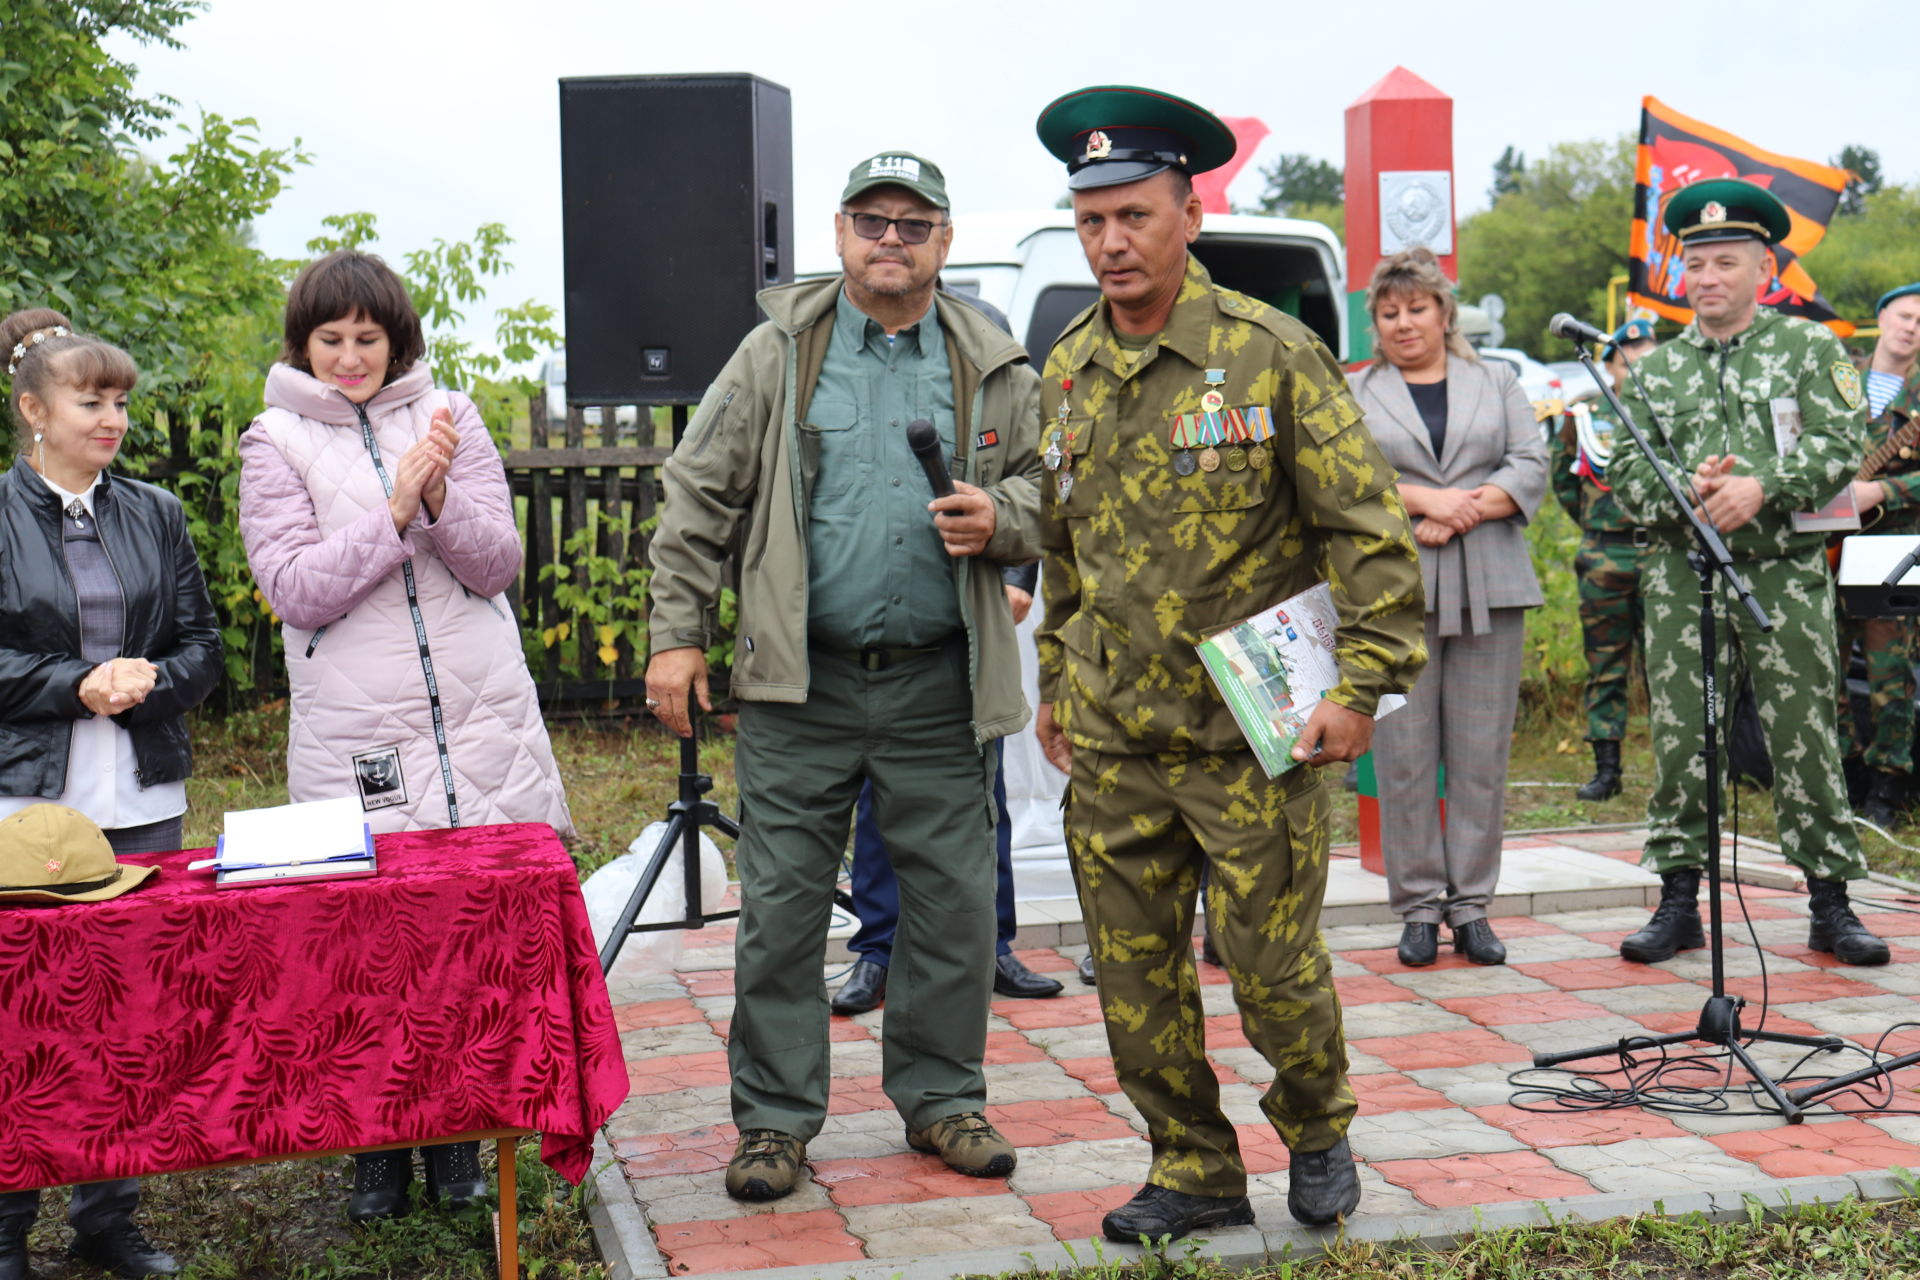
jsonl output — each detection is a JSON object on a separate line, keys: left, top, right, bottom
{"left": 1630, "top": 96, "right": 1854, "bottom": 337}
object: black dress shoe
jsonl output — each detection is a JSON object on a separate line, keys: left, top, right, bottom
{"left": 1200, "top": 929, "right": 1222, "bottom": 967}
{"left": 993, "top": 952, "right": 1064, "bottom": 998}
{"left": 349, "top": 1149, "right": 414, "bottom": 1223}
{"left": 830, "top": 958, "right": 887, "bottom": 1016}
{"left": 1396, "top": 921, "right": 1438, "bottom": 967}
{"left": 1287, "top": 1137, "right": 1361, "bottom": 1226}
{"left": 68, "top": 1222, "right": 179, "bottom": 1277}
{"left": 424, "top": 1140, "right": 488, "bottom": 1208}
{"left": 1451, "top": 918, "right": 1506, "bottom": 966}
{"left": 1101, "top": 1183, "right": 1254, "bottom": 1243}
{"left": 1077, "top": 953, "right": 1097, "bottom": 986}
{"left": 0, "top": 1216, "right": 30, "bottom": 1280}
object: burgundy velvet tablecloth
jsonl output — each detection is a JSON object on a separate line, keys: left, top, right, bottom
{"left": 0, "top": 822, "right": 629, "bottom": 1192}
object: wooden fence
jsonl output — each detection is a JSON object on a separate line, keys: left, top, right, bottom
{"left": 505, "top": 398, "right": 689, "bottom": 713}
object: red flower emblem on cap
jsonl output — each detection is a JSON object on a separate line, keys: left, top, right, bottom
{"left": 46, "top": 859, "right": 61, "bottom": 874}
{"left": 1702, "top": 200, "right": 1727, "bottom": 223}
{"left": 1083, "top": 131, "right": 1113, "bottom": 162}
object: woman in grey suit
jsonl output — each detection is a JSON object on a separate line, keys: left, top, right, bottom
{"left": 1348, "top": 249, "right": 1548, "bottom": 967}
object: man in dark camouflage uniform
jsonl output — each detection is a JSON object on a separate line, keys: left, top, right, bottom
{"left": 1551, "top": 319, "right": 1659, "bottom": 800}
{"left": 1836, "top": 282, "right": 1920, "bottom": 828}
{"left": 1031, "top": 85, "right": 1427, "bottom": 1242}
{"left": 1609, "top": 179, "right": 1887, "bottom": 967}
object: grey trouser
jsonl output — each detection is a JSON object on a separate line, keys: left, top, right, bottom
{"left": 730, "top": 641, "right": 997, "bottom": 1142}
{"left": 1373, "top": 607, "right": 1527, "bottom": 925}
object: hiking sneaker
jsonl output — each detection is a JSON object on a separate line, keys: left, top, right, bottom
{"left": 905, "top": 1112, "right": 1016, "bottom": 1177}
{"left": 724, "top": 1129, "right": 807, "bottom": 1201}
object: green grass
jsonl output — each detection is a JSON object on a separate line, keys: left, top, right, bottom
{"left": 993, "top": 1192, "right": 1920, "bottom": 1279}
{"left": 16, "top": 1142, "right": 609, "bottom": 1279}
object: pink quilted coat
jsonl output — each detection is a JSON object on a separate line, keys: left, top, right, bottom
{"left": 238, "top": 363, "right": 574, "bottom": 838}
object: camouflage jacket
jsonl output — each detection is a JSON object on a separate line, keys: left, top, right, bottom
{"left": 1036, "top": 255, "right": 1427, "bottom": 756}
{"left": 1612, "top": 307, "right": 1866, "bottom": 559}
{"left": 1865, "top": 367, "right": 1920, "bottom": 521}
{"left": 1548, "top": 403, "right": 1635, "bottom": 534}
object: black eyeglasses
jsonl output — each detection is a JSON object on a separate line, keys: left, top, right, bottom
{"left": 847, "top": 212, "right": 946, "bottom": 245}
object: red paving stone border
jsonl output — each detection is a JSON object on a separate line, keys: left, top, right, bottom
{"left": 607, "top": 840, "right": 1920, "bottom": 1276}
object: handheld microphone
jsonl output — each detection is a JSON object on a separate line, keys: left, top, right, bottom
{"left": 1548, "top": 313, "right": 1611, "bottom": 346}
{"left": 905, "top": 419, "right": 955, "bottom": 501}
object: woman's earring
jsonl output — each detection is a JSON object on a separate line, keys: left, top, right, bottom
{"left": 32, "top": 432, "right": 42, "bottom": 443}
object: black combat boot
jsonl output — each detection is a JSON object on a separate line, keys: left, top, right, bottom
{"left": 1619, "top": 868, "right": 1705, "bottom": 963}
{"left": 1808, "top": 877, "right": 1891, "bottom": 966}
{"left": 1577, "top": 740, "right": 1622, "bottom": 802}
{"left": 1860, "top": 769, "right": 1906, "bottom": 831}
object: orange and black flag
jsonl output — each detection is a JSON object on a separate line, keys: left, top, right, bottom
{"left": 1630, "top": 96, "right": 1854, "bottom": 337}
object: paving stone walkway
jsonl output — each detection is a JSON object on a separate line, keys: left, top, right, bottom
{"left": 595, "top": 832, "right": 1920, "bottom": 1277}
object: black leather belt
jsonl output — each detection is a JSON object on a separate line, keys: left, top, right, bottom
{"left": 1594, "top": 528, "right": 1653, "bottom": 547}
{"left": 819, "top": 644, "right": 945, "bottom": 672}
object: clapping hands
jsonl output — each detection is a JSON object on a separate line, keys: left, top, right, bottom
{"left": 388, "top": 408, "right": 459, "bottom": 533}
{"left": 79, "top": 657, "right": 157, "bottom": 716}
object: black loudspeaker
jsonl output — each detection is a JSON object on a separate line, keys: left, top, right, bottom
{"left": 559, "top": 73, "right": 793, "bottom": 405}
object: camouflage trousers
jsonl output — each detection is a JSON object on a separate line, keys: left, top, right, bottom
{"left": 1065, "top": 745, "right": 1352, "bottom": 1198}
{"left": 1574, "top": 535, "right": 1648, "bottom": 743}
{"left": 1835, "top": 611, "right": 1914, "bottom": 775}
{"left": 1641, "top": 546, "right": 1866, "bottom": 881}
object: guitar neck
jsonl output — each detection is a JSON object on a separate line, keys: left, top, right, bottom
{"left": 1859, "top": 416, "right": 1920, "bottom": 483}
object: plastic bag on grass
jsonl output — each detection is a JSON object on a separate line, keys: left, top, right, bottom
{"left": 583, "top": 821, "right": 729, "bottom": 981}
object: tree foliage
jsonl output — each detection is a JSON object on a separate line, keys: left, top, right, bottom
{"left": 1800, "top": 185, "right": 1920, "bottom": 330}
{"left": 1488, "top": 145, "right": 1527, "bottom": 205}
{"left": 1, "top": 1, "right": 556, "bottom": 704}
{"left": 1833, "top": 144, "right": 1884, "bottom": 219}
{"left": 1249, "top": 153, "right": 1343, "bottom": 217}
{"left": 1457, "top": 137, "right": 1638, "bottom": 360}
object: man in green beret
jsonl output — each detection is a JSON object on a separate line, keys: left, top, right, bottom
{"left": 1609, "top": 178, "right": 1888, "bottom": 966}
{"left": 1030, "top": 84, "right": 1428, "bottom": 1241}
{"left": 646, "top": 150, "right": 1045, "bottom": 1201}
{"left": 1836, "top": 281, "right": 1920, "bottom": 829}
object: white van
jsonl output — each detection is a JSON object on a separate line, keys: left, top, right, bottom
{"left": 802, "top": 209, "right": 1350, "bottom": 362}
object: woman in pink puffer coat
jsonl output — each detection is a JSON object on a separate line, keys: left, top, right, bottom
{"left": 237, "top": 249, "right": 573, "bottom": 1223}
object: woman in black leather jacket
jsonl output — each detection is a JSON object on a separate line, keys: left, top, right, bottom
{"left": 0, "top": 308, "right": 220, "bottom": 856}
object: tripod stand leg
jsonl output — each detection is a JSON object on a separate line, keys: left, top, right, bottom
{"left": 1531, "top": 1031, "right": 1696, "bottom": 1070}
{"left": 598, "top": 813, "right": 689, "bottom": 976}
{"left": 1723, "top": 1035, "right": 1801, "bottom": 1121}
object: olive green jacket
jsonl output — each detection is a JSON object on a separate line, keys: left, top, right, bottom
{"left": 648, "top": 276, "right": 1045, "bottom": 744}
{"left": 1037, "top": 255, "right": 1428, "bottom": 756}
{"left": 1612, "top": 307, "right": 1867, "bottom": 559}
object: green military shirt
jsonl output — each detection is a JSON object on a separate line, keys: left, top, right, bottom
{"left": 1036, "top": 255, "right": 1427, "bottom": 757}
{"left": 1612, "top": 307, "right": 1867, "bottom": 559}
{"left": 1549, "top": 403, "right": 1636, "bottom": 534}
{"left": 805, "top": 291, "right": 964, "bottom": 649}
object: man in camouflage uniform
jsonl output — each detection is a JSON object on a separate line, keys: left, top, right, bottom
{"left": 1609, "top": 179, "right": 1887, "bottom": 966}
{"left": 1030, "top": 86, "right": 1427, "bottom": 1242}
{"left": 1551, "top": 319, "right": 1659, "bottom": 800}
{"left": 1836, "top": 282, "right": 1920, "bottom": 828}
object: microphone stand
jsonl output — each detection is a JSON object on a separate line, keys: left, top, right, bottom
{"left": 596, "top": 712, "right": 860, "bottom": 976}
{"left": 1524, "top": 344, "right": 1842, "bottom": 1120}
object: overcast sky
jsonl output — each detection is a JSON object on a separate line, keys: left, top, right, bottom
{"left": 108, "top": 0, "right": 1919, "bottom": 367}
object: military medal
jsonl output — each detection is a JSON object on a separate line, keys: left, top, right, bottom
{"left": 1057, "top": 469, "right": 1075, "bottom": 500}
{"left": 1169, "top": 413, "right": 1199, "bottom": 476}
{"left": 1244, "top": 405, "right": 1275, "bottom": 469}
{"left": 1196, "top": 408, "right": 1225, "bottom": 473}
{"left": 1201, "top": 390, "right": 1224, "bottom": 413}
{"left": 1225, "top": 446, "right": 1248, "bottom": 471}
{"left": 1044, "top": 436, "right": 1064, "bottom": 470}
{"left": 1223, "top": 407, "right": 1249, "bottom": 471}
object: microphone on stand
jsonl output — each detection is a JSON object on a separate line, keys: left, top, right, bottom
{"left": 905, "top": 419, "right": 955, "bottom": 501}
{"left": 1548, "top": 313, "right": 1611, "bottom": 346}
